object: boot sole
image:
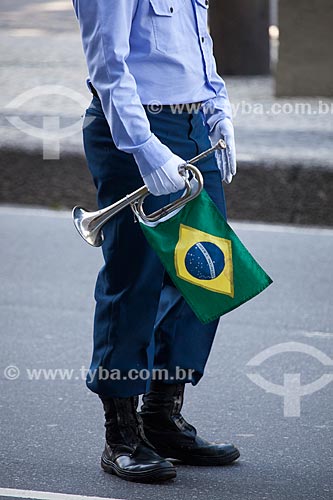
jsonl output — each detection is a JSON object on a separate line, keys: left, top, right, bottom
{"left": 157, "top": 448, "right": 240, "bottom": 466}
{"left": 101, "top": 456, "right": 176, "bottom": 483}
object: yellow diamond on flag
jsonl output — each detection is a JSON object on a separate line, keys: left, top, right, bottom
{"left": 174, "top": 224, "right": 234, "bottom": 297}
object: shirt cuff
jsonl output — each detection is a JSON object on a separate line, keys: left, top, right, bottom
{"left": 201, "top": 96, "right": 233, "bottom": 132}
{"left": 133, "top": 134, "right": 173, "bottom": 176}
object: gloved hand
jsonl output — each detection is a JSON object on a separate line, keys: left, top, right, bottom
{"left": 140, "top": 154, "right": 186, "bottom": 196}
{"left": 209, "top": 117, "right": 237, "bottom": 184}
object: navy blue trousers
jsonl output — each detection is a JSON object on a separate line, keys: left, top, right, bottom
{"left": 83, "top": 96, "right": 227, "bottom": 397}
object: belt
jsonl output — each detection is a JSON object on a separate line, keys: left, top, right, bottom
{"left": 89, "top": 83, "right": 202, "bottom": 113}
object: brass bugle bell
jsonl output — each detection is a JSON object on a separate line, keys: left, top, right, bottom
{"left": 72, "top": 140, "right": 226, "bottom": 247}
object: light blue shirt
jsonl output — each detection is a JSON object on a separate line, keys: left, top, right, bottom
{"left": 73, "top": 0, "right": 232, "bottom": 175}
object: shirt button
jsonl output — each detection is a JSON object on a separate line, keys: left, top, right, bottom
{"left": 205, "top": 0, "right": 209, "bottom": 6}
{"left": 170, "top": 6, "right": 174, "bottom": 13}
{"left": 201, "top": 36, "right": 205, "bottom": 43}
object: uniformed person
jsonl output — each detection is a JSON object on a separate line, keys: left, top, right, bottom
{"left": 73, "top": 0, "right": 239, "bottom": 483}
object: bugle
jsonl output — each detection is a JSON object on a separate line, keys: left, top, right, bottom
{"left": 72, "top": 140, "right": 226, "bottom": 247}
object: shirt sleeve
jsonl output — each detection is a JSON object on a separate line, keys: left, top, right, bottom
{"left": 72, "top": 0, "right": 173, "bottom": 176}
{"left": 201, "top": 60, "right": 233, "bottom": 132}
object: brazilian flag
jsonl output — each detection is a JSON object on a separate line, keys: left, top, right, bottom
{"left": 140, "top": 189, "right": 272, "bottom": 324}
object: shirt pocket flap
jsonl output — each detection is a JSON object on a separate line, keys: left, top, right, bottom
{"left": 196, "top": 0, "right": 209, "bottom": 9}
{"left": 149, "top": 0, "right": 184, "bottom": 16}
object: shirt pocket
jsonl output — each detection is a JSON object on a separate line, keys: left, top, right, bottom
{"left": 149, "top": 0, "right": 186, "bottom": 54}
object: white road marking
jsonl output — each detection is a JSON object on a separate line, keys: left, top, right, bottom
{"left": 8, "top": 29, "right": 49, "bottom": 37}
{"left": 0, "top": 206, "right": 71, "bottom": 218}
{"left": 303, "top": 331, "right": 333, "bottom": 338}
{"left": 235, "top": 433, "right": 255, "bottom": 438}
{"left": 232, "top": 221, "right": 333, "bottom": 236}
{"left": 1, "top": 206, "right": 333, "bottom": 236}
{"left": 0, "top": 488, "right": 124, "bottom": 500}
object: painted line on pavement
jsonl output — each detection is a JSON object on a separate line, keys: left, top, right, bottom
{"left": 0, "top": 488, "right": 124, "bottom": 500}
{"left": 232, "top": 221, "right": 333, "bottom": 236}
{"left": 0, "top": 206, "right": 71, "bottom": 218}
{"left": 1, "top": 205, "right": 333, "bottom": 236}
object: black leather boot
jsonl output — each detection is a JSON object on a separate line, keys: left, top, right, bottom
{"left": 100, "top": 396, "right": 176, "bottom": 482}
{"left": 140, "top": 382, "right": 240, "bottom": 466}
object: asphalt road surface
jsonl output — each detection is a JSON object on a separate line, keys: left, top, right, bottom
{"left": 0, "top": 206, "right": 332, "bottom": 500}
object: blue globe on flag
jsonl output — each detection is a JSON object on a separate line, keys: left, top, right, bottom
{"left": 185, "top": 241, "right": 225, "bottom": 280}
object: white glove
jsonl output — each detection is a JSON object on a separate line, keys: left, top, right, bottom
{"left": 141, "top": 154, "right": 186, "bottom": 196}
{"left": 209, "top": 117, "right": 237, "bottom": 184}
